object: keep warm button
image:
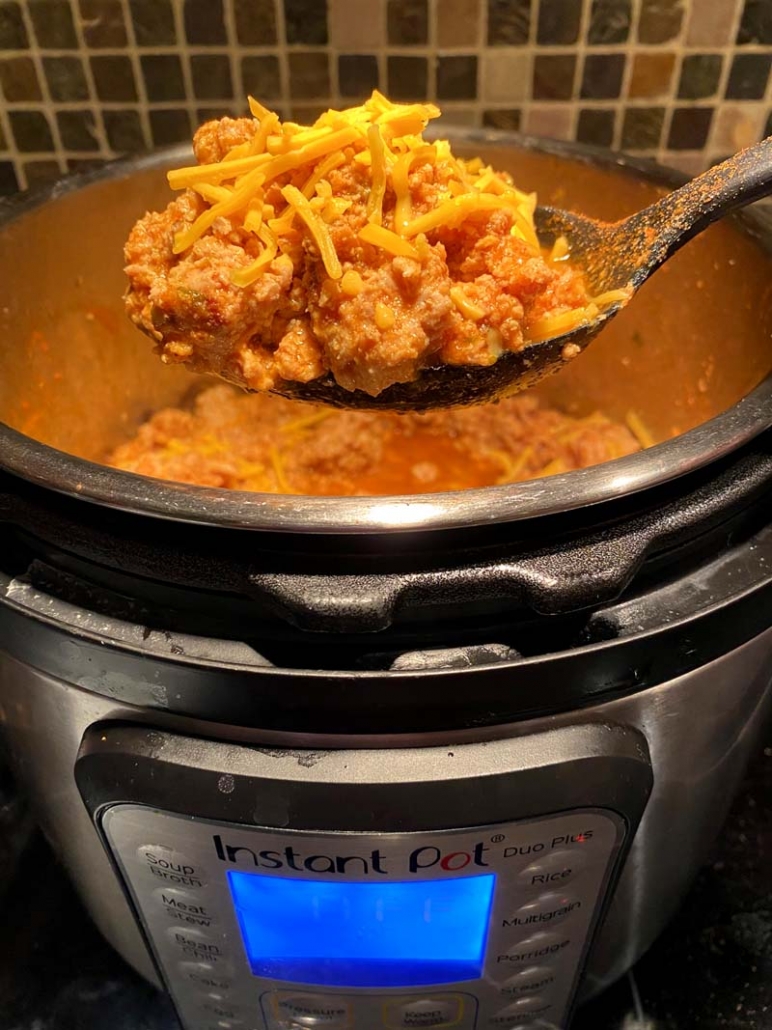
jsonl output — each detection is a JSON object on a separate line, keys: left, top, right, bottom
{"left": 385, "top": 995, "right": 463, "bottom": 1027}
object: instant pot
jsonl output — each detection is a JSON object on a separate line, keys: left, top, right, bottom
{"left": 1, "top": 131, "right": 772, "bottom": 1030}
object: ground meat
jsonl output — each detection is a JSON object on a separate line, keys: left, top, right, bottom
{"left": 124, "top": 107, "right": 592, "bottom": 398}
{"left": 109, "top": 384, "right": 642, "bottom": 496}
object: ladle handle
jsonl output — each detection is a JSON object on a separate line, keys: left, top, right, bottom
{"left": 621, "top": 135, "right": 772, "bottom": 285}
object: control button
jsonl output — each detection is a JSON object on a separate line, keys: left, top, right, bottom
{"left": 487, "top": 996, "right": 552, "bottom": 1025}
{"left": 178, "top": 960, "right": 235, "bottom": 988}
{"left": 496, "top": 931, "right": 571, "bottom": 966}
{"left": 197, "top": 988, "right": 233, "bottom": 1004}
{"left": 153, "top": 886, "right": 218, "bottom": 927}
{"left": 272, "top": 993, "right": 351, "bottom": 1027}
{"left": 385, "top": 995, "right": 463, "bottom": 1027}
{"left": 516, "top": 850, "right": 586, "bottom": 890}
{"left": 503, "top": 892, "right": 581, "bottom": 931}
{"left": 136, "top": 844, "right": 207, "bottom": 888}
{"left": 166, "top": 926, "right": 229, "bottom": 961}
{"left": 501, "top": 965, "right": 557, "bottom": 996}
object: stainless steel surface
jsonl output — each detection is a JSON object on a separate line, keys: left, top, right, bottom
{"left": 104, "top": 805, "right": 621, "bottom": 1029}
{"left": 2, "top": 626, "right": 771, "bottom": 1002}
{"left": 0, "top": 133, "right": 771, "bottom": 533}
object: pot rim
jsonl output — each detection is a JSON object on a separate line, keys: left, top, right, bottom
{"left": 1, "top": 130, "right": 772, "bottom": 535}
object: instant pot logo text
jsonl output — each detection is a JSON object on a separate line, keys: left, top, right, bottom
{"left": 212, "top": 835, "right": 490, "bottom": 875}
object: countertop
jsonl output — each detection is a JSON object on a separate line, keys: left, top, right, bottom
{"left": 2, "top": 739, "right": 772, "bottom": 1030}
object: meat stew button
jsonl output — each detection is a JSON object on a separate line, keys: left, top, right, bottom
{"left": 516, "top": 850, "right": 586, "bottom": 890}
{"left": 385, "top": 995, "right": 463, "bottom": 1027}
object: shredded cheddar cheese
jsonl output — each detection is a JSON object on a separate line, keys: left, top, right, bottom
{"left": 358, "top": 222, "right": 419, "bottom": 259}
{"left": 164, "top": 90, "right": 622, "bottom": 343}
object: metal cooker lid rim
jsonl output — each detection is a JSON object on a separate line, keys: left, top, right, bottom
{"left": 1, "top": 136, "right": 771, "bottom": 535}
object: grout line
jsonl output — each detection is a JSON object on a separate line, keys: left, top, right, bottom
{"left": 116, "top": 0, "right": 153, "bottom": 151}
{"left": 70, "top": 0, "right": 113, "bottom": 161}
{"left": 427, "top": 0, "right": 437, "bottom": 102}
{"left": 4, "top": 41, "right": 772, "bottom": 59}
{"left": 169, "top": 0, "right": 197, "bottom": 137}
{"left": 15, "top": 1, "right": 71, "bottom": 184}
{"left": 222, "top": 0, "right": 245, "bottom": 115}
{"left": 274, "top": 0, "right": 292, "bottom": 119}
{"left": 327, "top": 0, "right": 340, "bottom": 107}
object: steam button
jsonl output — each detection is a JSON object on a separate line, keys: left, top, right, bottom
{"left": 385, "top": 995, "right": 463, "bottom": 1027}
{"left": 136, "top": 845, "right": 207, "bottom": 887}
{"left": 516, "top": 850, "right": 586, "bottom": 890}
{"left": 272, "top": 994, "right": 351, "bottom": 1026}
{"left": 501, "top": 965, "right": 557, "bottom": 996}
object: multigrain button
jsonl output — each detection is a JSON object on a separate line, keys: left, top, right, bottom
{"left": 487, "top": 996, "right": 553, "bottom": 1025}
{"left": 501, "top": 965, "right": 557, "bottom": 996}
{"left": 385, "top": 995, "right": 463, "bottom": 1027}
{"left": 136, "top": 844, "right": 207, "bottom": 887}
{"left": 273, "top": 994, "right": 351, "bottom": 1027}
{"left": 516, "top": 850, "right": 586, "bottom": 890}
{"left": 496, "top": 931, "right": 571, "bottom": 966}
{"left": 178, "top": 959, "right": 235, "bottom": 987}
{"left": 153, "top": 886, "right": 218, "bottom": 927}
{"left": 503, "top": 892, "right": 581, "bottom": 931}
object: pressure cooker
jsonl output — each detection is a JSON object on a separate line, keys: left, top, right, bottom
{"left": 1, "top": 130, "right": 772, "bottom": 1030}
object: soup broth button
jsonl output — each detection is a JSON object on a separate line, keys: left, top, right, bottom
{"left": 136, "top": 844, "right": 208, "bottom": 887}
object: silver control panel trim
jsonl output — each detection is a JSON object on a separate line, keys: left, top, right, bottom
{"left": 103, "top": 806, "right": 624, "bottom": 1030}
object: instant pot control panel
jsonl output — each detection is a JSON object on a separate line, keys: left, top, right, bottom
{"left": 76, "top": 724, "right": 652, "bottom": 1030}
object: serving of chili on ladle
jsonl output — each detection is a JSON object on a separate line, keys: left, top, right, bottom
{"left": 277, "top": 136, "right": 772, "bottom": 412}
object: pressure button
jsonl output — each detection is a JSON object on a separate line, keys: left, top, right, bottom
{"left": 273, "top": 994, "right": 351, "bottom": 1027}
{"left": 385, "top": 995, "right": 463, "bottom": 1027}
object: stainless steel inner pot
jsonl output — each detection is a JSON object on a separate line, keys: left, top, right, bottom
{"left": 1, "top": 130, "right": 772, "bottom": 532}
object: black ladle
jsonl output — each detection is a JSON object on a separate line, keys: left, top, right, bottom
{"left": 276, "top": 136, "right": 772, "bottom": 412}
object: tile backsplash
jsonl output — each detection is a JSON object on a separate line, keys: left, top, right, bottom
{"left": 1, "top": 0, "right": 771, "bottom": 193}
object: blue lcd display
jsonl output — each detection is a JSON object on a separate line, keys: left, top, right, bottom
{"left": 226, "top": 871, "right": 496, "bottom": 988}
